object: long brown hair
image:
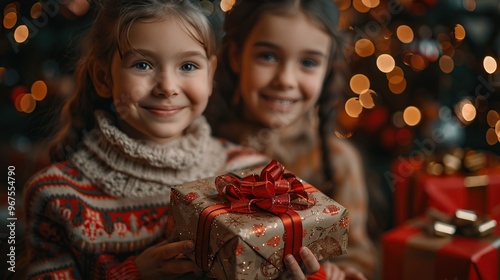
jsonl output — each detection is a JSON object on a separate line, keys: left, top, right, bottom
{"left": 212, "top": 0, "right": 346, "bottom": 181}
{"left": 49, "top": 0, "right": 216, "bottom": 161}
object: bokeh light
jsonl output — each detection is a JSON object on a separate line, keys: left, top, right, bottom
{"left": 461, "top": 103, "right": 476, "bottom": 122}
{"left": 361, "top": 0, "right": 380, "bottom": 8}
{"left": 20, "top": 94, "right": 36, "bottom": 113}
{"left": 30, "top": 2, "right": 43, "bottom": 19}
{"left": 376, "top": 54, "right": 395, "bottom": 73}
{"left": 4, "top": 11, "right": 17, "bottom": 29}
{"left": 388, "top": 77, "right": 406, "bottom": 94}
{"left": 486, "top": 128, "right": 498, "bottom": 145}
{"left": 14, "top": 25, "right": 29, "bottom": 43}
{"left": 487, "top": 110, "right": 500, "bottom": 127}
{"left": 454, "top": 24, "right": 466, "bottom": 41}
{"left": 355, "top": 39, "right": 375, "bottom": 57}
{"left": 345, "top": 97, "right": 363, "bottom": 118}
{"left": 220, "top": 0, "right": 236, "bottom": 12}
{"left": 483, "top": 56, "right": 497, "bottom": 74}
{"left": 396, "top": 25, "right": 414, "bottom": 43}
{"left": 31, "top": 80, "right": 47, "bottom": 101}
{"left": 439, "top": 55, "right": 454, "bottom": 73}
{"left": 350, "top": 74, "right": 370, "bottom": 94}
{"left": 353, "top": 0, "right": 370, "bottom": 13}
{"left": 359, "top": 89, "right": 377, "bottom": 108}
{"left": 403, "top": 106, "right": 421, "bottom": 126}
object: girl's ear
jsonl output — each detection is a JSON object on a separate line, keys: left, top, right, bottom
{"left": 228, "top": 43, "right": 241, "bottom": 73}
{"left": 89, "top": 58, "right": 112, "bottom": 98}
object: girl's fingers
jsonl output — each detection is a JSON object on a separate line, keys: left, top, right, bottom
{"left": 299, "top": 247, "right": 320, "bottom": 275}
{"left": 158, "top": 240, "right": 195, "bottom": 260}
{"left": 284, "top": 254, "right": 305, "bottom": 280}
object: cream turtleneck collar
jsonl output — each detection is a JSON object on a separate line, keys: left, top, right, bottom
{"left": 70, "top": 111, "right": 226, "bottom": 198}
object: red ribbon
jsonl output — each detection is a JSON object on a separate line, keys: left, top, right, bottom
{"left": 202, "top": 160, "right": 316, "bottom": 270}
{"left": 215, "top": 159, "right": 316, "bottom": 213}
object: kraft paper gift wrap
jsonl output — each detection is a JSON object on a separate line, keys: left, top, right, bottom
{"left": 167, "top": 160, "right": 349, "bottom": 280}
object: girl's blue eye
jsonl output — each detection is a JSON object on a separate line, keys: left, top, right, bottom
{"left": 259, "top": 53, "right": 277, "bottom": 62}
{"left": 302, "top": 59, "right": 317, "bottom": 68}
{"left": 181, "top": 63, "right": 198, "bottom": 71}
{"left": 134, "top": 62, "right": 151, "bottom": 70}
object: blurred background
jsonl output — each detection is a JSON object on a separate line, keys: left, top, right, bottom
{"left": 1, "top": 0, "right": 500, "bottom": 277}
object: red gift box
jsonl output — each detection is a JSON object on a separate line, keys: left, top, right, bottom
{"left": 382, "top": 218, "right": 500, "bottom": 280}
{"left": 391, "top": 157, "right": 500, "bottom": 228}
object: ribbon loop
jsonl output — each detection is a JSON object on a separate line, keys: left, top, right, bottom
{"left": 215, "top": 160, "right": 316, "bottom": 214}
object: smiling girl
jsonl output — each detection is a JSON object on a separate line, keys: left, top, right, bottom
{"left": 20, "top": 0, "right": 323, "bottom": 279}
{"left": 208, "top": 0, "right": 377, "bottom": 279}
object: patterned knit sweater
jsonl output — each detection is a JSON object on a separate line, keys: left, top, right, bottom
{"left": 22, "top": 112, "right": 268, "bottom": 279}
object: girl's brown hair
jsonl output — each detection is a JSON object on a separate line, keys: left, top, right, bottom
{"left": 49, "top": 0, "right": 216, "bottom": 161}
{"left": 213, "top": 0, "right": 346, "bottom": 181}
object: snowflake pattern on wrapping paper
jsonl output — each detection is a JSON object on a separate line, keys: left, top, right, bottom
{"left": 225, "top": 215, "right": 246, "bottom": 228}
{"left": 323, "top": 205, "right": 340, "bottom": 216}
{"left": 339, "top": 216, "right": 349, "bottom": 228}
{"left": 82, "top": 208, "right": 104, "bottom": 241}
{"left": 183, "top": 192, "right": 199, "bottom": 205}
{"left": 253, "top": 223, "right": 266, "bottom": 237}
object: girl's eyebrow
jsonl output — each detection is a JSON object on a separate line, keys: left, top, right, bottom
{"left": 253, "top": 41, "right": 327, "bottom": 58}
{"left": 121, "top": 49, "right": 207, "bottom": 60}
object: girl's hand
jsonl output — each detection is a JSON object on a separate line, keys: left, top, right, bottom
{"left": 135, "top": 240, "right": 201, "bottom": 279}
{"left": 283, "top": 247, "right": 321, "bottom": 280}
{"left": 322, "top": 261, "right": 368, "bottom": 280}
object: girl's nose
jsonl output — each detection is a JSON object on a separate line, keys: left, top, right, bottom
{"left": 272, "top": 64, "right": 298, "bottom": 90}
{"left": 154, "top": 71, "right": 179, "bottom": 97}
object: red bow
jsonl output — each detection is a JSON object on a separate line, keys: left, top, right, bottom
{"left": 215, "top": 160, "right": 316, "bottom": 213}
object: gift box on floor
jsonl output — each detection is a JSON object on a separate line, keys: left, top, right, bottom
{"left": 391, "top": 151, "right": 500, "bottom": 227}
{"left": 167, "top": 160, "right": 349, "bottom": 280}
{"left": 382, "top": 217, "right": 500, "bottom": 280}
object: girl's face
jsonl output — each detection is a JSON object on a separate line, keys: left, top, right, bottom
{"left": 109, "top": 19, "right": 216, "bottom": 144}
{"left": 233, "top": 12, "right": 331, "bottom": 129}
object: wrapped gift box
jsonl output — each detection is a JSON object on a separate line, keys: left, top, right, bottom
{"left": 391, "top": 154, "right": 500, "bottom": 228}
{"left": 382, "top": 218, "right": 500, "bottom": 280}
{"left": 167, "top": 160, "right": 349, "bottom": 280}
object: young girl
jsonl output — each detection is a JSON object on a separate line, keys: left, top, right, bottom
{"left": 208, "top": 0, "right": 377, "bottom": 279}
{"left": 22, "top": 0, "right": 320, "bottom": 279}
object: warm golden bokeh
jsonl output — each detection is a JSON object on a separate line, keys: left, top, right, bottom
{"left": 403, "top": 106, "right": 421, "bottom": 126}
{"left": 355, "top": 39, "right": 375, "bottom": 57}
{"left": 31, "top": 80, "right": 47, "bottom": 101}
{"left": 30, "top": 2, "right": 42, "bottom": 19}
{"left": 396, "top": 25, "right": 414, "bottom": 44}
{"left": 20, "top": 93, "right": 36, "bottom": 113}
{"left": 345, "top": 97, "right": 363, "bottom": 118}
{"left": 350, "top": 74, "right": 370, "bottom": 94}
{"left": 14, "top": 25, "right": 29, "bottom": 43}
{"left": 483, "top": 56, "right": 497, "bottom": 74}
{"left": 487, "top": 110, "right": 500, "bottom": 127}
{"left": 454, "top": 24, "right": 466, "bottom": 41}
{"left": 3, "top": 11, "right": 17, "bottom": 29}
{"left": 377, "top": 54, "right": 395, "bottom": 73}
{"left": 220, "top": 0, "right": 236, "bottom": 12}
{"left": 439, "top": 55, "right": 454, "bottom": 74}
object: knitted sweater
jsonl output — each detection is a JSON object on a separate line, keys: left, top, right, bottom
{"left": 213, "top": 110, "right": 377, "bottom": 279}
{"left": 22, "top": 112, "right": 268, "bottom": 279}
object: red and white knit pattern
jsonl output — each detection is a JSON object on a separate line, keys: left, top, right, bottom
{"left": 23, "top": 142, "right": 268, "bottom": 279}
